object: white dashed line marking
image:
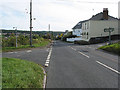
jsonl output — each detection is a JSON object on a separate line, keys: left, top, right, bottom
{"left": 26, "top": 50, "right": 32, "bottom": 53}
{"left": 45, "top": 63, "right": 49, "bottom": 67}
{"left": 78, "top": 51, "right": 90, "bottom": 58}
{"left": 69, "top": 46, "right": 89, "bottom": 58}
{"left": 96, "top": 61, "right": 120, "bottom": 74}
{"left": 45, "top": 61, "right": 49, "bottom": 64}
{"left": 8, "top": 52, "right": 18, "bottom": 54}
{"left": 45, "top": 47, "right": 52, "bottom": 67}
{"left": 46, "top": 60, "right": 50, "bottom": 62}
{"left": 8, "top": 52, "right": 14, "bottom": 54}
{"left": 71, "top": 47, "right": 76, "bottom": 51}
{"left": 70, "top": 46, "right": 76, "bottom": 51}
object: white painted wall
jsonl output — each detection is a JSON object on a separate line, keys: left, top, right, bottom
{"left": 82, "top": 20, "right": 119, "bottom": 41}
{"left": 72, "top": 29, "right": 82, "bottom": 36}
{"left": 67, "top": 37, "right": 82, "bottom": 42}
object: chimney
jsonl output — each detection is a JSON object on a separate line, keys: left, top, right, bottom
{"left": 103, "top": 8, "right": 108, "bottom": 20}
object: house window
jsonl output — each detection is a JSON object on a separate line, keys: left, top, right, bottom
{"left": 85, "top": 23, "right": 87, "bottom": 30}
{"left": 87, "top": 23, "right": 89, "bottom": 29}
{"left": 82, "top": 24, "right": 84, "bottom": 30}
{"left": 85, "top": 23, "right": 86, "bottom": 30}
{"left": 87, "top": 32, "right": 88, "bottom": 39}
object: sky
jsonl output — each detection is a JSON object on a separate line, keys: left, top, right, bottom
{"left": 0, "top": 0, "right": 119, "bottom": 32}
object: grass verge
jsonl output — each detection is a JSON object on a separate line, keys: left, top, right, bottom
{"left": 98, "top": 42, "right": 120, "bottom": 56}
{"left": 2, "top": 40, "right": 50, "bottom": 52}
{"left": 2, "top": 58, "right": 44, "bottom": 88}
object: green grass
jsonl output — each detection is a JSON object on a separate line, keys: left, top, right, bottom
{"left": 98, "top": 42, "right": 120, "bottom": 55}
{"left": 2, "top": 58, "right": 44, "bottom": 88}
{"left": 2, "top": 40, "right": 50, "bottom": 52}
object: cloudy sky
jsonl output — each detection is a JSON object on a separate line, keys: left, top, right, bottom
{"left": 0, "top": 0, "right": 119, "bottom": 31}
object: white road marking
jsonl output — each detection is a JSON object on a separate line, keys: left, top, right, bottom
{"left": 71, "top": 47, "right": 76, "bottom": 51}
{"left": 72, "top": 48, "right": 76, "bottom": 51}
{"left": 96, "top": 61, "right": 120, "bottom": 74}
{"left": 45, "top": 63, "right": 49, "bottom": 67}
{"left": 46, "top": 60, "right": 50, "bottom": 62}
{"left": 8, "top": 52, "right": 18, "bottom": 54}
{"left": 26, "top": 50, "right": 32, "bottom": 53}
{"left": 8, "top": 52, "right": 14, "bottom": 54}
{"left": 47, "top": 56, "right": 50, "bottom": 60}
{"left": 45, "top": 61, "right": 49, "bottom": 64}
{"left": 78, "top": 51, "right": 90, "bottom": 58}
{"left": 45, "top": 47, "right": 52, "bottom": 67}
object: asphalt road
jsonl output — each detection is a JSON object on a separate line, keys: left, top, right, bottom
{"left": 2, "top": 40, "right": 119, "bottom": 88}
{"left": 46, "top": 40, "right": 119, "bottom": 88}
{"left": 2, "top": 47, "right": 49, "bottom": 66}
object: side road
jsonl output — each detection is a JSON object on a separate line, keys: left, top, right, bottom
{"left": 2, "top": 47, "right": 50, "bottom": 66}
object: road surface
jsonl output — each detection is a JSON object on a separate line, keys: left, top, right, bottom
{"left": 3, "top": 47, "right": 49, "bottom": 66}
{"left": 46, "top": 41, "right": 119, "bottom": 88}
{"left": 2, "top": 40, "right": 119, "bottom": 88}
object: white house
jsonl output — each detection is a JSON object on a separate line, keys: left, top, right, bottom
{"left": 80, "top": 8, "right": 119, "bottom": 42}
{"left": 72, "top": 22, "right": 83, "bottom": 37}
{"left": 66, "top": 21, "right": 84, "bottom": 42}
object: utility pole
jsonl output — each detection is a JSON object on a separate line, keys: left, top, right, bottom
{"left": 13, "top": 27, "right": 17, "bottom": 48}
{"left": 30, "top": 0, "right": 33, "bottom": 47}
{"left": 49, "top": 24, "right": 51, "bottom": 39}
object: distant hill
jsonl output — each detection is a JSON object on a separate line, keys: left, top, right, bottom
{"left": 1, "top": 29, "right": 64, "bottom": 36}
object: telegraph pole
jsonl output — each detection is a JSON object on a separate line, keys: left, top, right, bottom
{"left": 30, "top": 0, "right": 33, "bottom": 47}
{"left": 49, "top": 24, "right": 50, "bottom": 39}
{"left": 13, "top": 27, "right": 17, "bottom": 48}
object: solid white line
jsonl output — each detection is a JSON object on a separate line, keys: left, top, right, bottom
{"left": 96, "top": 61, "right": 120, "bottom": 74}
{"left": 78, "top": 51, "right": 90, "bottom": 58}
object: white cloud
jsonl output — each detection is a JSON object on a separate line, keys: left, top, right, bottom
{"left": 0, "top": 0, "right": 119, "bottom": 31}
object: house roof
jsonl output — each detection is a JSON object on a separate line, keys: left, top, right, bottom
{"left": 72, "top": 20, "right": 87, "bottom": 29}
{"left": 89, "top": 12, "right": 118, "bottom": 20}
{"left": 72, "top": 12, "right": 118, "bottom": 29}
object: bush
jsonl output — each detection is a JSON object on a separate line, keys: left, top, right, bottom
{"left": 18, "top": 35, "right": 29, "bottom": 45}
{"left": 2, "top": 34, "right": 45, "bottom": 48}
{"left": 2, "top": 36, "right": 16, "bottom": 47}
